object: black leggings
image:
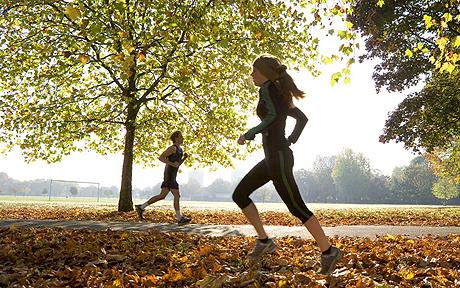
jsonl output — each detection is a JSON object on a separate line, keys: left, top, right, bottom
{"left": 232, "top": 148, "right": 314, "bottom": 223}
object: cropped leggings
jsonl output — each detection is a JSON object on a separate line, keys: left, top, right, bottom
{"left": 232, "top": 148, "right": 314, "bottom": 223}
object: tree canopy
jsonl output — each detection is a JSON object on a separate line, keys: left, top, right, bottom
{"left": 348, "top": 0, "right": 460, "bottom": 93}
{"left": 350, "top": 0, "right": 460, "bottom": 183}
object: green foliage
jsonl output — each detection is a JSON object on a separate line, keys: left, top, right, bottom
{"left": 348, "top": 0, "right": 459, "bottom": 93}
{"left": 311, "top": 155, "right": 337, "bottom": 202}
{"left": 390, "top": 157, "right": 438, "bottom": 204}
{"left": 432, "top": 177, "right": 460, "bottom": 203}
{"left": 332, "top": 148, "right": 372, "bottom": 202}
{"left": 426, "top": 141, "right": 460, "bottom": 183}
{"left": 380, "top": 71, "right": 460, "bottom": 182}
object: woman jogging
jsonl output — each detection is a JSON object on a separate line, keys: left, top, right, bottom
{"left": 233, "top": 54, "right": 343, "bottom": 275}
{"left": 135, "top": 131, "right": 191, "bottom": 225}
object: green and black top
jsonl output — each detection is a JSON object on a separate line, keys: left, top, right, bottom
{"left": 244, "top": 81, "right": 308, "bottom": 154}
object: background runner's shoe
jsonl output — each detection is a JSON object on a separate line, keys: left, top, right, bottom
{"left": 247, "top": 238, "right": 278, "bottom": 259}
{"left": 319, "top": 246, "right": 344, "bottom": 275}
{"left": 178, "top": 216, "right": 191, "bottom": 225}
{"left": 135, "top": 205, "right": 145, "bottom": 220}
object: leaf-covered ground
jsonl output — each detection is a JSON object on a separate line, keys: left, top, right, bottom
{"left": 1, "top": 203, "right": 460, "bottom": 226}
{"left": 1, "top": 226, "right": 459, "bottom": 287}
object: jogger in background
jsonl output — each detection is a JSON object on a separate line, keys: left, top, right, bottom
{"left": 135, "top": 131, "right": 191, "bottom": 225}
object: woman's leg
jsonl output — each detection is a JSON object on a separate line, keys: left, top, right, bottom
{"left": 242, "top": 202, "right": 268, "bottom": 239}
{"left": 232, "top": 160, "right": 270, "bottom": 239}
{"left": 303, "top": 215, "right": 330, "bottom": 252}
{"left": 269, "top": 149, "right": 343, "bottom": 274}
{"left": 269, "top": 150, "right": 330, "bottom": 251}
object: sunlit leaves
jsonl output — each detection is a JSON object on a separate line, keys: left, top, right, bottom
{"left": 432, "top": 177, "right": 460, "bottom": 203}
{"left": 64, "top": 6, "right": 82, "bottom": 22}
{"left": 349, "top": 0, "right": 459, "bottom": 92}
{"left": 1, "top": 0, "right": 345, "bottom": 173}
{"left": 405, "top": 49, "right": 413, "bottom": 58}
{"left": 77, "top": 54, "right": 89, "bottom": 64}
{"left": 424, "top": 15, "right": 433, "bottom": 29}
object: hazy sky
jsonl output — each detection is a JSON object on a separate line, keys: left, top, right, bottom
{"left": 0, "top": 58, "right": 418, "bottom": 189}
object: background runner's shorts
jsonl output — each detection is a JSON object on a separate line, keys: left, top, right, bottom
{"left": 161, "top": 180, "right": 179, "bottom": 190}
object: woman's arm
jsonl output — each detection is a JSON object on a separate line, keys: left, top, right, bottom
{"left": 243, "top": 85, "right": 277, "bottom": 141}
{"left": 287, "top": 107, "right": 308, "bottom": 144}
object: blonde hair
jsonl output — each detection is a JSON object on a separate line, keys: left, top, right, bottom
{"left": 253, "top": 54, "right": 305, "bottom": 105}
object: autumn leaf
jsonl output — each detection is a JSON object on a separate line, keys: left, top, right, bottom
{"left": 64, "top": 6, "right": 82, "bottom": 21}
{"left": 137, "top": 52, "right": 146, "bottom": 62}
{"left": 78, "top": 54, "right": 89, "bottom": 64}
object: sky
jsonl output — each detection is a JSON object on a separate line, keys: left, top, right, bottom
{"left": 0, "top": 58, "right": 418, "bottom": 189}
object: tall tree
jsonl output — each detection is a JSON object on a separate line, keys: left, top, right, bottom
{"left": 0, "top": 1, "right": 340, "bottom": 211}
{"left": 432, "top": 177, "right": 460, "bottom": 205}
{"left": 294, "top": 168, "right": 319, "bottom": 202}
{"left": 390, "top": 156, "right": 438, "bottom": 204}
{"left": 311, "top": 155, "right": 337, "bottom": 202}
{"left": 349, "top": 0, "right": 460, "bottom": 183}
{"left": 348, "top": 0, "right": 460, "bottom": 93}
{"left": 380, "top": 71, "right": 460, "bottom": 182}
{"left": 332, "top": 148, "right": 372, "bottom": 203}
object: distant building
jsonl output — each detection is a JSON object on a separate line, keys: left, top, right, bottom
{"left": 188, "top": 170, "right": 204, "bottom": 186}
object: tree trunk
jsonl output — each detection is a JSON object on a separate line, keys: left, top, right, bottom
{"left": 118, "top": 103, "right": 138, "bottom": 212}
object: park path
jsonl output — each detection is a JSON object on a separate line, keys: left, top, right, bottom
{"left": 1, "top": 219, "right": 459, "bottom": 239}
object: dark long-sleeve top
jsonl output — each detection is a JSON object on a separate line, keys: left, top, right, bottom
{"left": 243, "top": 81, "right": 308, "bottom": 153}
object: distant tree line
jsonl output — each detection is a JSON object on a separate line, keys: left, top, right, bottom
{"left": 0, "top": 173, "right": 118, "bottom": 199}
{"left": 140, "top": 148, "right": 460, "bottom": 205}
{"left": 1, "top": 148, "right": 459, "bottom": 205}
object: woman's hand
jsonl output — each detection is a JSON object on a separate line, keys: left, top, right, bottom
{"left": 237, "top": 135, "right": 246, "bottom": 145}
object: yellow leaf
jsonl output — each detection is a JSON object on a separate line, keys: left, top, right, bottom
{"left": 112, "top": 278, "right": 123, "bottom": 287}
{"left": 405, "top": 49, "right": 413, "bottom": 58}
{"left": 137, "top": 52, "right": 146, "bottom": 61}
{"left": 345, "top": 21, "right": 353, "bottom": 29}
{"left": 385, "top": 234, "right": 397, "bottom": 241}
{"left": 440, "top": 62, "right": 455, "bottom": 73}
{"left": 423, "top": 15, "right": 432, "bottom": 29}
{"left": 400, "top": 270, "right": 415, "bottom": 280}
{"left": 443, "top": 13, "right": 453, "bottom": 23}
{"left": 78, "top": 54, "right": 89, "bottom": 64}
{"left": 376, "top": 0, "right": 384, "bottom": 8}
{"left": 114, "top": 53, "right": 125, "bottom": 62}
{"left": 453, "top": 36, "right": 460, "bottom": 48}
{"left": 122, "top": 41, "right": 135, "bottom": 53}
{"left": 178, "top": 256, "right": 188, "bottom": 263}
{"left": 436, "top": 37, "right": 448, "bottom": 49}
{"left": 64, "top": 6, "right": 81, "bottom": 21}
